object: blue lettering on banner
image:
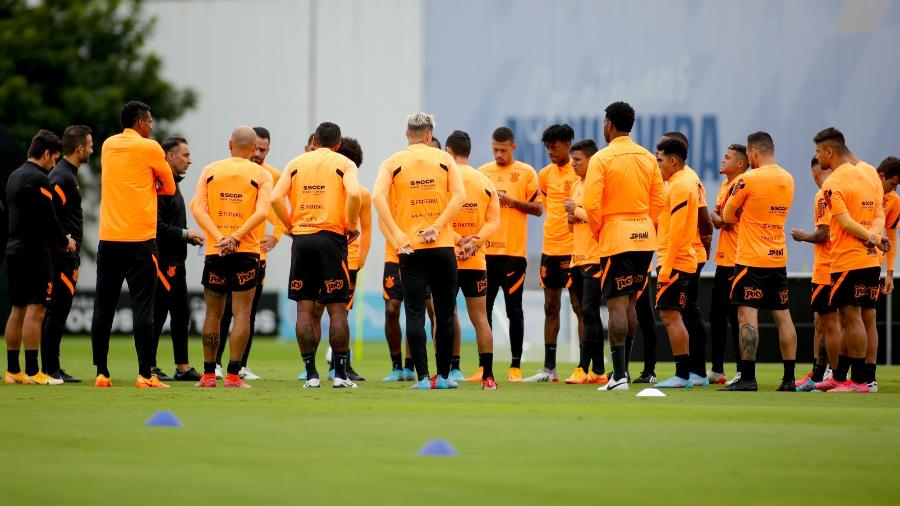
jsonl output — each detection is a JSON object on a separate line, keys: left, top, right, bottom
{"left": 506, "top": 114, "right": 719, "bottom": 181}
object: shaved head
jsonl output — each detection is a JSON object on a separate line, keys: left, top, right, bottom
{"left": 229, "top": 126, "right": 258, "bottom": 159}
{"left": 232, "top": 126, "right": 257, "bottom": 149}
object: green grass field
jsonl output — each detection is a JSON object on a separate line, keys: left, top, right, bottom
{"left": 2, "top": 337, "right": 899, "bottom": 505}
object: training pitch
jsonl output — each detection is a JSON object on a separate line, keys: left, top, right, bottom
{"left": 1, "top": 338, "right": 898, "bottom": 505}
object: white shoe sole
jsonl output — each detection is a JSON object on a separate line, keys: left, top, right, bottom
{"left": 303, "top": 379, "right": 321, "bottom": 388}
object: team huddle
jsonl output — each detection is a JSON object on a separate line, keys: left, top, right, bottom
{"left": 4, "top": 100, "right": 898, "bottom": 392}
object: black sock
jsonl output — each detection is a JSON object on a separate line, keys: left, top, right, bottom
{"left": 7, "top": 350, "right": 20, "bottom": 374}
{"left": 866, "top": 363, "right": 876, "bottom": 384}
{"left": 204, "top": 362, "right": 216, "bottom": 374}
{"left": 390, "top": 353, "right": 402, "bottom": 371}
{"left": 404, "top": 357, "right": 414, "bottom": 371}
{"left": 578, "top": 343, "right": 590, "bottom": 371}
{"left": 480, "top": 353, "right": 494, "bottom": 380}
{"left": 226, "top": 360, "right": 241, "bottom": 376}
{"left": 592, "top": 339, "right": 605, "bottom": 375}
{"left": 96, "top": 364, "right": 110, "bottom": 377}
{"left": 849, "top": 357, "right": 866, "bottom": 384}
{"left": 611, "top": 345, "right": 626, "bottom": 381}
{"left": 742, "top": 360, "right": 756, "bottom": 381}
{"left": 833, "top": 354, "right": 850, "bottom": 382}
{"left": 451, "top": 355, "right": 460, "bottom": 371}
{"left": 511, "top": 356, "right": 521, "bottom": 369}
{"left": 333, "top": 352, "right": 349, "bottom": 380}
{"left": 302, "top": 352, "right": 318, "bottom": 379}
{"left": 674, "top": 354, "right": 690, "bottom": 380}
{"left": 782, "top": 360, "right": 795, "bottom": 381}
{"left": 812, "top": 362, "right": 827, "bottom": 382}
{"left": 24, "top": 350, "right": 39, "bottom": 376}
{"left": 543, "top": 343, "right": 557, "bottom": 371}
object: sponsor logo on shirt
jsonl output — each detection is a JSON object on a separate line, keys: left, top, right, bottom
{"left": 410, "top": 179, "right": 436, "bottom": 190}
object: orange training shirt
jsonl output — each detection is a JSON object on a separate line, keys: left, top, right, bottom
{"left": 823, "top": 162, "right": 883, "bottom": 273}
{"left": 191, "top": 157, "right": 272, "bottom": 255}
{"left": 258, "top": 161, "right": 283, "bottom": 261}
{"left": 570, "top": 179, "right": 602, "bottom": 267}
{"left": 453, "top": 164, "right": 499, "bottom": 271}
{"left": 657, "top": 169, "right": 699, "bottom": 281}
{"left": 883, "top": 190, "right": 900, "bottom": 271}
{"left": 723, "top": 164, "right": 793, "bottom": 268}
{"left": 713, "top": 177, "right": 741, "bottom": 267}
{"left": 274, "top": 147, "right": 357, "bottom": 236}
{"left": 582, "top": 135, "right": 665, "bottom": 257}
{"left": 381, "top": 143, "right": 457, "bottom": 251}
{"left": 99, "top": 128, "right": 176, "bottom": 241}
{"left": 683, "top": 165, "right": 708, "bottom": 263}
{"left": 812, "top": 188, "right": 833, "bottom": 285}
{"left": 478, "top": 160, "right": 540, "bottom": 258}
{"left": 538, "top": 160, "right": 578, "bottom": 256}
{"left": 348, "top": 186, "right": 372, "bottom": 270}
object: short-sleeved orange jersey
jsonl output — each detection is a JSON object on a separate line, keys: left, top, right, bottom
{"left": 99, "top": 129, "right": 176, "bottom": 241}
{"left": 823, "top": 162, "right": 883, "bottom": 273}
{"left": 657, "top": 169, "right": 699, "bottom": 281}
{"left": 382, "top": 144, "right": 457, "bottom": 251}
{"left": 453, "top": 165, "right": 499, "bottom": 270}
{"left": 275, "top": 148, "right": 357, "bottom": 236}
{"left": 538, "top": 161, "right": 578, "bottom": 256}
{"left": 882, "top": 190, "right": 899, "bottom": 271}
{"left": 192, "top": 157, "right": 272, "bottom": 255}
{"left": 478, "top": 160, "right": 540, "bottom": 258}
{"left": 257, "top": 161, "right": 283, "bottom": 261}
{"left": 570, "top": 179, "right": 602, "bottom": 267}
{"left": 348, "top": 186, "right": 371, "bottom": 270}
{"left": 811, "top": 188, "right": 833, "bottom": 285}
{"left": 683, "top": 166, "right": 708, "bottom": 263}
{"left": 582, "top": 136, "right": 666, "bottom": 257}
{"left": 382, "top": 187, "right": 400, "bottom": 263}
{"left": 713, "top": 177, "right": 742, "bottom": 267}
{"left": 723, "top": 164, "right": 793, "bottom": 268}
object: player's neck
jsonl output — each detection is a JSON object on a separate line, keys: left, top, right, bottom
{"left": 726, "top": 170, "right": 745, "bottom": 183}
{"left": 63, "top": 154, "right": 81, "bottom": 168}
{"left": 496, "top": 160, "right": 516, "bottom": 168}
{"left": 27, "top": 157, "right": 51, "bottom": 171}
{"left": 454, "top": 156, "right": 469, "bottom": 166}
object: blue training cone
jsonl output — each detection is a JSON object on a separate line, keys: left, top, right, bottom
{"left": 145, "top": 410, "right": 182, "bottom": 427}
{"left": 417, "top": 439, "right": 458, "bottom": 457}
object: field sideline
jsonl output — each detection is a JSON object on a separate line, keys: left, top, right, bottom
{"left": 1, "top": 337, "right": 898, "bottom": 505}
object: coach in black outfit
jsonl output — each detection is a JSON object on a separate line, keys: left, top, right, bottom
{"left": 150, "top": 136, "right": 203, "bottom": 381}
{"left": 42, "top": 125, "right": 92, "bottom": 382}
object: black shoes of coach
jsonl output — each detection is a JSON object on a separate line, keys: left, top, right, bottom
{"left": 718, "top": 378, "right": 758, "bottom": 391}
{"left": 633, "top": 372, "right": 656, "bottom": 384}
{"left": 347, "top": 367, "right": 366, "bottom": 381}
{"left": 49, "top": 369, "right": 82, "bottom": 383}
{"left": 776, "top": 378, "right": 797, "bottom": 392}
{"left": 150, "top": 367, "right": 174, "bottom": 382}
{"left": 173, "top": 367, "right": 201, "bottom": 381}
